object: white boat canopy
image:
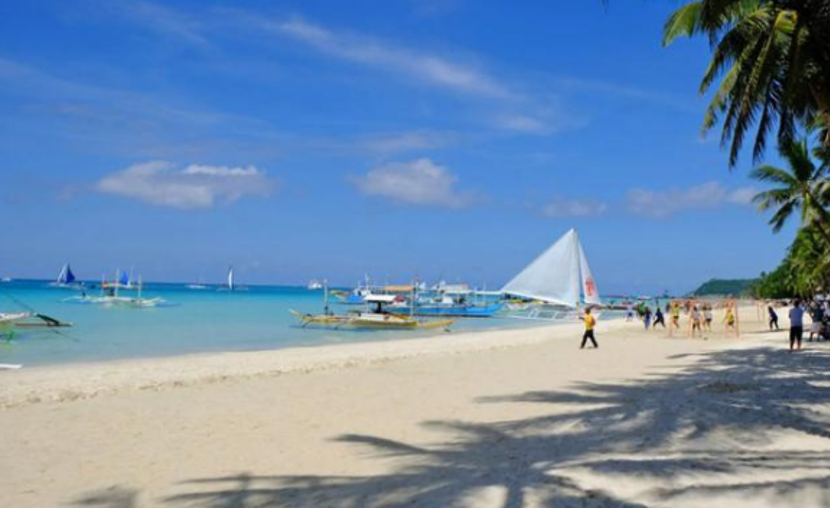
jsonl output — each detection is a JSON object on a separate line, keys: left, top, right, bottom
{"left": 501, "top": 228, "right": 602, "bottom": 308}
{"left": 364, "top": 295, "right": 398, "bottom": 303}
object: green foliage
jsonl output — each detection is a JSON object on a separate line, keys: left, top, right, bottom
{"left": 751, "top": 137, "right": 830, "bottom": 241}
{"left": 663, "top": 0, "right": 830, "bottom": 166}
{"left": 691, "top": 278, "right": 758, "bottom": 296}
{"left": 752, "top": 226, "right": 830, "bottom": 298}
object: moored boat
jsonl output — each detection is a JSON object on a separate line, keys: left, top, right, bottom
{"left": 291, "top": 295, "right": 455, "bottom": 330}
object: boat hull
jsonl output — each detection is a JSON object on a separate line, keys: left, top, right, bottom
{"left": 290, "top": 310, "right": 454, "bottom": 330}
{"left": 388, "top": 302, "right": 505, "bottom": 318}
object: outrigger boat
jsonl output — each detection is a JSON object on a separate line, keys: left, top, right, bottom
{"left": 1, "top": 312, "right": 72, "bottom": 334}
{"left": 1, "top": 286, "right": 73, "bottom": 337}
{"left": 501, "top": 228, "right": 602, "bottom": 321}
{"left": 66, "top": 272, "right": 166, "bottom": 308}
{"left": 389, "top": 289, "right": 504, "bottom": 317}
{"left": 291, "top": 294, "right": 455, "bottom": 331}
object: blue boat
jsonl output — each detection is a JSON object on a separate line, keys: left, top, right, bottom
{"left": 389, "top": 301, "right": 505, "bottom": 318}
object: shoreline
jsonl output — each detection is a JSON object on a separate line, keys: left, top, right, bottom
{"left": 0, "top": 306, "right": 761, "bottom": 410}
{"left": 0, "top": 319, "right": 579, "bottom": 409}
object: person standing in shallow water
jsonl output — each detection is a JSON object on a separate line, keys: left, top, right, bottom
{"left": 580, "top": 308, "right": 598, "bottom": 349}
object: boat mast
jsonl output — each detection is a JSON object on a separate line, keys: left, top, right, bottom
{"left": 323, "top": 279, "right": 330, "bottom": 315}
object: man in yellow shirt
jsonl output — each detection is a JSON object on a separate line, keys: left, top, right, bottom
{"left": 580, "top": 307, "right": 598, "bottom": 349}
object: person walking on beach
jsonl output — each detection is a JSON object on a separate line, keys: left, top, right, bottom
{"left": 809, "top": 302, "right": 824, "bottom": 342}
{"left": 580, "top": 308, "right": 598, "bottom": 349}
{"left": 703, "top": 304, "right": 713, "bottom": 332}
{"left": 789, "top": 300, "right": 805, "bottom": 351}
{"left": 625, "top": 303, "right": 634, "bottom": 322}
{"left": 768, "top": 304, "right": 779, "bottom": 330}
{"left": 670, "top": 301, "right": 681, "bottom": 333}
{"left": 723, "top": 303, "right": 738, "bottom": 337}
{"left": 690, "top": 306, "right": 702, "bottom": 338}
{"left": 643, "top": 306, "right": 652, "bottom": 330}
{"left": 653, "top": 307, "right": 666, "bottom": 328}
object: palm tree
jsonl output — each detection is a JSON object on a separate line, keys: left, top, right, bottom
{"left": 663, "top": 0, "right": 830, "bottom": 166}
{"left": 787, "top": 225, "right": 830, "bottom": 294}
{"left": 751, "top": 137, "right": 830, "bottom": 244}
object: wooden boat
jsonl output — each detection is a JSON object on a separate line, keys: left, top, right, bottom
{"left": 291, "top": 295, "right": 455, "bottom": 330}
{"left": 0, "top": 312, "right": 72, "bottom": 338}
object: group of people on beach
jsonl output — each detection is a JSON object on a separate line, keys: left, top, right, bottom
{"left": 580, "top": 297, "right": 830, "bottom": 352}
{"left": 625, "top": 299, "right": 738, "bottom": 338}
{"left": 579, "top": 298, "right": 741, "bottom": 349}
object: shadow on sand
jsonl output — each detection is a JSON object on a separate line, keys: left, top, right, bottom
{"left": 74, "top": 343, "right": 830, "bottom": 507}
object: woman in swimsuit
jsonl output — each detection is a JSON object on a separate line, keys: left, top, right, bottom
{"left": 703, "top": 304, "right": 713, "bottom": 332}
{"left": 690, "top": 306, "right": 702, "bottom": 338}
{"left": 724, "top": 305, "right": 737, "bottom": 337}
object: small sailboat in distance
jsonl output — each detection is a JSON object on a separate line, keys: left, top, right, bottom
{"left": 186, "top": 272, "right": 209, "bottom": 290}
{"left": 218, "top": 266, "right": 247, "bottom": 291}
{"left": 50, "top": 263, "right": 82, "bottom": 288}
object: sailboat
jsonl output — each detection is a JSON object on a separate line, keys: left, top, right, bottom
{"left": 218, "top": 266, "right": 247, "bottom": 292}
{"left": 50, "top": 263, "right": 83, "bottom": 289}
{"left": 501, "top": 228, "right": 602, "bottom": 321}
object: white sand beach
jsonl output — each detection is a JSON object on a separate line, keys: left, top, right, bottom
{"left": 2, "top": 307, "right": 829, "bottom": 508}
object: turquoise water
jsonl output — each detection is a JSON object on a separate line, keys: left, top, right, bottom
{"left": 0, "top": 280, "right": 546, "bottom": 367}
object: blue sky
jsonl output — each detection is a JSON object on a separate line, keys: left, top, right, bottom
{"left": 0, "top": 0, "right": 796, "bottom": 294}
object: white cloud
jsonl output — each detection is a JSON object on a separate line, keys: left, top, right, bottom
{"left": 97, "top": 161, "right": 276, "bottom": 209}
{"left": 726, "top": 186, "right": 757, "bottom": 205}
{"left": 351, "top": 158, "right": 473, "bottom": 208}
{"left": 359, "top": 131, "right": 455, "bottom": 154}
{"left": 99, "top": 1, "right": 208, "bottom": 47}
{"left": 497, "top": 115, "right": 550, "bottom": 134}
{"left": 541, "top": 198, "right": 608, "bottom": 218}
{"left": 267, "top": 18, "right": 512, "bottom": 99}
{"left": 626, "top": 181, "right": 757, "bottom": 218}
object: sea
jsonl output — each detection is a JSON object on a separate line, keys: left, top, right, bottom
{"left": 0, "top": 280, "right": 552, "bottom": 367}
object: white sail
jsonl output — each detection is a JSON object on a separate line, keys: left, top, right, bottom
{"left": 502, "top": 228, "right": 601, "bottom": 308}
{"left": 502, "top": 229, "right": 582, "bottom": 307}
{"left": 577, "top": 241, "right": 602, "bottom": 306}
{"left": 56, "top": 263, "right": 68, "bottom": 284}
{"left": 227, "top": 267, "right": 235, "bottom": 291}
